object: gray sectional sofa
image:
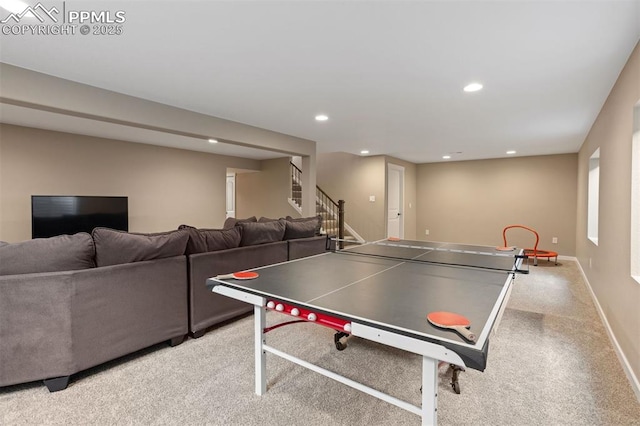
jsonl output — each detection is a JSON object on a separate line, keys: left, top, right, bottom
{"left": 0, "top": 215, "right": 328, "bottom": 392}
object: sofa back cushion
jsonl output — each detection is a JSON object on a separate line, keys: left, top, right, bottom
{"left": 284, "top": 215, "right": 323, "bottom": 239}
{"left": 92, "top": 227, "right": 189, "bottom": 267}
{"left": 240, "top": 220, "right": 286, "bottom": 246}
{"left": 178, "top": 225, "right": 242, "bottom": 255}
{"left": 258, "top": 216, "right": 281, "bottom": 222}
{"left": 222, "top": 216, "right": 257, "bottom": 229}
{"left": 0, "top": 232, "right": 96, "bottom": 275}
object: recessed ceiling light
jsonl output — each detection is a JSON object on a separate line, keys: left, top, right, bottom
{"left": 506, "top": 150, "right": 516, "bottom": 155}
{"left": 463, "top": 82, "right": 483, "bottom": 92}
{"left": 360, "top": 150, "right": 370, "bottom": 155}
{"left": 315, "top": 114, "right": 329, "bottom": 121}
{"left": 208, "top": 138, "right": 218, "bottom": 144}
{"left": 442, "top": 155, "right": 451, "bottom": 159}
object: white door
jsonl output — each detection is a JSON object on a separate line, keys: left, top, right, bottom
{"left": 387, "top": 164, "right": 404, "bottom": 239}
{"left": 226, "top": 173, "right": 236, "bottom": 218}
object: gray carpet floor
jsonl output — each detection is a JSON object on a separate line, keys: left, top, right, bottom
{"left": 2, "top": 259, "right": 640, "bottom": 425}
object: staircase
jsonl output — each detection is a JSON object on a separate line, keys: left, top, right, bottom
{"left": 289, "top": 163, "right": 362, "bottom": 244}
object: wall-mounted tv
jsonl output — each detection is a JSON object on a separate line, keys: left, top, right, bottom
{"left": 32, "top": 196, "right": 128, "bottom": 239}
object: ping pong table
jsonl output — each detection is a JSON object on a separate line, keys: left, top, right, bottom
{"left": 206, "top": 239, "right": 525, "bottom": 426}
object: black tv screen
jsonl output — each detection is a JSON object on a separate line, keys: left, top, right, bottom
{"left": 32, "top": 196, "right": 128, "bottom": 238}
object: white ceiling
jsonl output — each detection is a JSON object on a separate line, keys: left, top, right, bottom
{"left": 1, "top": 0, "right": 639, "bottom": 163}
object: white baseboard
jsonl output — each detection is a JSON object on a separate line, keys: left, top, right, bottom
{"left": 287, "top": 198, "right": 301, "bottom": 213}
{"left": 573, "top": 257, "right": 640, "bottom": 402}
{"left": 344, "top": 223, "right": 365, "bottom": 243}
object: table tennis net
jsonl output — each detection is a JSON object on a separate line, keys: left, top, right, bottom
{"left": 330, "top": 239, "right": 529, "bottom": 274}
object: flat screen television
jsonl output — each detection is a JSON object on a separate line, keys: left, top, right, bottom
{"left": 32, "top": 195, "right": 128, "bottom": 238}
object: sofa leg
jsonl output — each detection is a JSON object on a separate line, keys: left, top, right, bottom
{"left": 169, "top": 335, "right": 185, "bottom": 347}
{"left": 191, "top": 330, "right": 206, "bottom": 339}
{"left": 43, "top": 376, "right": 70, "bottom": 392}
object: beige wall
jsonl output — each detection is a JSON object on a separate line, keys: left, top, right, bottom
{"left": 416, "top": 154, "right": 578, "bottom": 254}
{"left": 316, "top": 153, "right": 383, "bottom": 241}
{"left": 235, "top": 157, "right": 299, "bottom": 220}
{"left": 316, "top": 152, "right": 417, "bottom": 242}
{"left": 316, "top": 151, "right": 577, "bottom": 255}
{"left": 0, "top": 124, "right": 260, "bottom": 242}
{"left": 576, "top": 42, "right": 640, "bottom": 389}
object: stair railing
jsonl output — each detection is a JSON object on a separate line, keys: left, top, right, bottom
{"left": 290, "top": 162, "right": 345, "bottom": 247}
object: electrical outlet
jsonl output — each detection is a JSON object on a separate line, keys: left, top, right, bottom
{"left": 552, "top": 237, "right": 558, "bottom": 244}
{"left": 425, "top": 229, "right": 430, "bottom": 236}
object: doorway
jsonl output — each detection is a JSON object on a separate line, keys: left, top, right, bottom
{"left": 387, "top": 163, "right": 404, "bottom": 239}
{"left": 226, "top": 173, "right": 236, "bottom": 218}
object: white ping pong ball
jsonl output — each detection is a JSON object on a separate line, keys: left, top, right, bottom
{"left": 266, "top": 301, "right": 275, "bottom": 309}
{"left": 343, "top": 323, "right": 352, "bottom": 333}
{"left": 291, "top": 308, "right": 300, "bottom": 316}
{"left": 307, "top": 313, "right": 317, "bottom": 321}
{"left": 275, "top": 304, "right": 284, "bottom": 312}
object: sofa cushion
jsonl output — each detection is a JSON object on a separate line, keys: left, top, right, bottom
{"left": 223, "top": 216, "right": 257, "bottom": 229}
{"left": 285, "top": 215, "right": 323, "bottom": 236}
{"left": 240, "top": 220, "right": 286, "bottom": 246}
{"left": 92, "top": 227, "right": 189, "bottom": 267}
{"left": 178, "top": 225, "right": 242, "bottom": 255}
{"left": 178, "top": 225, "right": 207, "bottom": 254}
{"left": 0, "top": 233, "right": 96, "bottom": 275}
{"left": 202, "top": 227, "right": 242, "bottom": 252}
{"left": 258, "top": 216, "right": 282, "bottom": 223}
{"left": 284, "top": 220, "right": 318, "bottom": 240}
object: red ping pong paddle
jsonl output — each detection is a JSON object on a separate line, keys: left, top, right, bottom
{"left": 427, "top": 311, "right": 476, "bottom": 342}
{"left": 215, "top": 271, "right": 259, "bottom": 280}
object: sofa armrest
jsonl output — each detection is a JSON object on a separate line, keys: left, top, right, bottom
{"left": 0, "top": 256, "right": 188, "bottom": 388}
{"left": 0, "top": 271, "right": 75, "bottom": 387}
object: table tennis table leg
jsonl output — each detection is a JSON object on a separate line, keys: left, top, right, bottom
{"left": 254, "top": 305, "right": 267, "bottom": 395}
{"left": 421, "top": 356, "right": 439, "bottom": 426}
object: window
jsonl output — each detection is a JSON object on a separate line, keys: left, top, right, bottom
{"left": 588, "top": 148, "right": 600, "bottom": 245}
{"left": 632, "top": 102, "right": 640, "bottom": 283}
